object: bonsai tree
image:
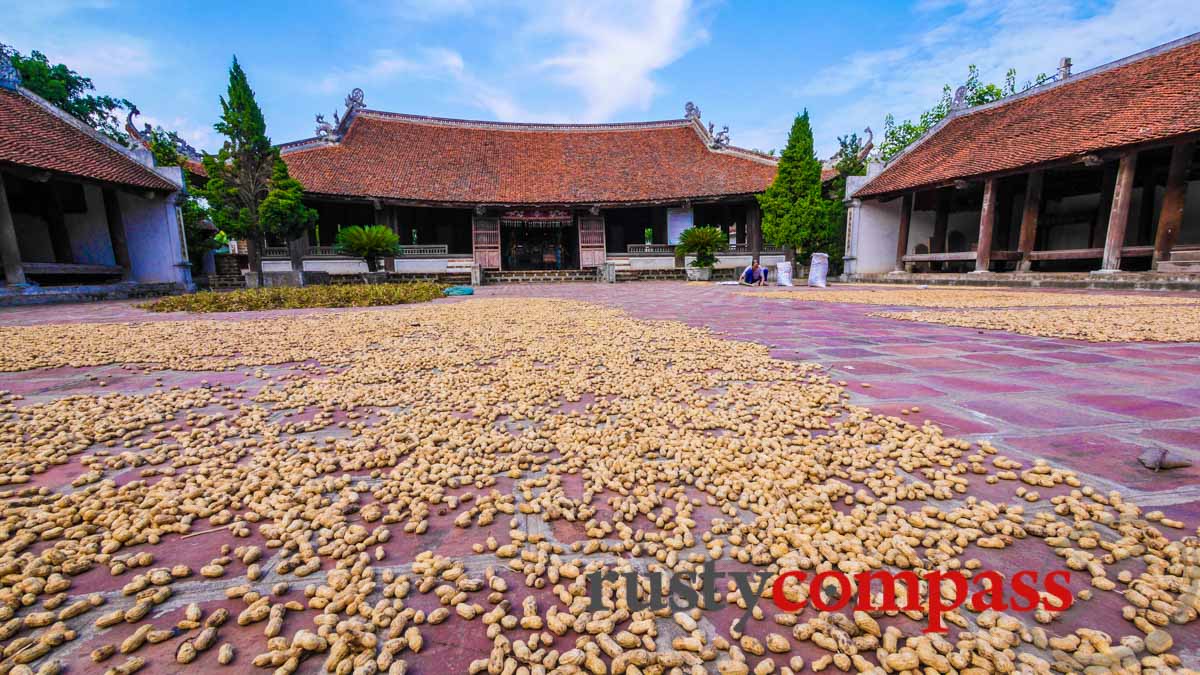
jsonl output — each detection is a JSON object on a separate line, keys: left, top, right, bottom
{"left": 335, "top": 225, "right": 399, "bottom": 272}
{"left": 675, "top": 226, "right": 728, "bottom": 271}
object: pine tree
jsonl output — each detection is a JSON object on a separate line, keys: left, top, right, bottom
{"left": 260, "top": 158, "right": 318, "bottom": 276}
{"left": 199, "top": 57, "right": 277, "bottom": 280}
{"left": 757, "top": 110, "right": 829, "bottom": 264}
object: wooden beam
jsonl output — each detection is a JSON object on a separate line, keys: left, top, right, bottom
{"left": 974, "top": 178, "right": 997, "bottom": 272}
{"left": 1016, "top": 170, "right": 1043, "bottom": 271}
{"left": 1099, "top": 150, "right": 1138, "bottom": 272}
{"left": 747, "top": 204, "right": 761, "bottom": 264}
{"left": 894, "top": 192, "right": 913, "bottom": 271}
{"left": 1153, "top": 141, "right": 1193, "bottom": 265}
{"left": 101, "top": 188, "right": 133, "bottom": 280}
{"left": 0, "top": 173, "right": 27, "bottom": 285}
{"left": 22, "top": 262, "right": 124, "bottom": 275}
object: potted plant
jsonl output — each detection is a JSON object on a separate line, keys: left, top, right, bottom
{"left": 675, "top": 226, "right": 727, "bottom": 281}
{"left": 335, "top": 225, "right": 400, "bottom": 273}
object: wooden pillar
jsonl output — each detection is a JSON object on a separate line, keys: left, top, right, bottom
{"left": 101, "top": 188, "right": 133, "bottom": 280}
{"left": 974, "top": 178, "right": 997, "bottom": 272}
{"left": 43, "top": 184, "right": 73, "bottom": 263}
{"left": 1153, "top": 142, "right": 1193, "bottom": 266}
{"left": 1100, "top": 150, "right": 1138, "bottom": 272}
{"left": 1016, "top": 170, "right": 1043, "bottom": 271}
{"left": 748, "top": 203, "right": 761, "bottom": 263}
{"left": 893, "top": 192, "right": 913, "bottom": 272}
{"left": 1090, "top": 163, "right": 1118, "bottom": 248}
{"left": 0, "top": 174, "right": 27, "bottom": 286}
{"left": 930, "top": 189, "right": 950, "bottom": 272}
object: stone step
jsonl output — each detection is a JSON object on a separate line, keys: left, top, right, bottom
{"left": 1153, "top": 261, "right": 1200, "bottom": 274}
{"left": 1168, "top": 248, "right": 1200, "bottom": 262}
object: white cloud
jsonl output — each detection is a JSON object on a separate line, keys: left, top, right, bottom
{"left": 136, "top": 114, "right": 218, "bottom": 155}
{"left": 528, "top": 0, "right": 706, "bottom": 121}
{"left": 800, "top": 0, "right": 1200, "bottom": 157}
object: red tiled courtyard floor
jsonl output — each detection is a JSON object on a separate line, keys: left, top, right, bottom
{"left": 0, "top": 281, "right": 1197, "bottom": 672}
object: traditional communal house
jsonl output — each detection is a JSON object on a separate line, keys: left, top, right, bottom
{"left": 0, "top": 58, "right": 192, "bottom": 302}
{"left": 266, "top": 94, "right": 782, "bottom": 280}
{"left": 844, "top": 33, "right": 1200, "bottom": 279}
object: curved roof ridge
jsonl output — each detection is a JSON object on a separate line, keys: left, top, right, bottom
{"left": 353, "top": 110, "right": 693, "bottom": 132}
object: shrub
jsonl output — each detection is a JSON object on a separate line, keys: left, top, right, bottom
{"left": 674, "top": 226, "right": 728, "bottom": 268}
{"left": 335, "top": 225, "right": 400, "bottom": 272}
{"left": 141, "top": 282, "right": 445, "bottom": 313}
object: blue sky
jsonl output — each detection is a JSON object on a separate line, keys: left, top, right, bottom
{"left": 4, "top": 0, "right": 1198, "bottom": 158}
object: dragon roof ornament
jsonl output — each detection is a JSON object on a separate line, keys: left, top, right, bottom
{"left": 316, "top": 88, "right": 366, "bottom": 142}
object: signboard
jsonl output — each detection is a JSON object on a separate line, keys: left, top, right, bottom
{"left": 667, "top": 207, "right": 693, "bottom": 245}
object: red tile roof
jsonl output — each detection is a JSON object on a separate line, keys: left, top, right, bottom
{"left": 0, "top": 88, "right": 178, "bottom": 192}
{"left": 281, "top": 113, "right": 777, "bottom": 205}
{"left": 855, "top": 35, "right": 1200, "bottom": 199}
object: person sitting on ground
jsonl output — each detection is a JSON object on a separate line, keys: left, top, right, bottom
{"left": 739, "top": 261, "right": 767, "bottom": 286}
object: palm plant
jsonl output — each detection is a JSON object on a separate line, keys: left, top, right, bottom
{"left": 335, "top": 225, "right": 400, "bottom": 272}
{"left": 675, "top": 226, "right": 727, "bottom": 268}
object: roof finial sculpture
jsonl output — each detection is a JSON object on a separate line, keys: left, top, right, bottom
{"left": 316, "top": 89, "right": 365, "bottom": 142}
{"left": 706, "top": 121, "right": 730, "bottom": 149}
{"left": 950, "top": 86, "right": 968, "bottom": 111}
{"left": 0, "top": 44, "right": 21, "bottom": 90}
{"left": 684, "top": 101, "right": 701, "bottom": 121}
{"left": 857, "top": 127, "right": 874, "bottom": 161}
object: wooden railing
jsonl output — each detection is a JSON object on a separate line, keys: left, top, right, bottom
{"left": 396, "top": 244, "right": 449, "bottom": 257}
{"left": 626, "top": 244, "right": 784, "bottom": 255}
{"left": 263, "top": 245, "right": 346, "bottom": 258}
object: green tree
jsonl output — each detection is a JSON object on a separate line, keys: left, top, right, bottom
{"left": 757, "top": 110, "right": 835, "bottom": 265}
{"left": 259, "top": 158, "right": 318, "bottom": 276}
{"left": 878, "top": 65, "right": 1048, "bottom": 160}
{"left": 2, "top": 45, "right": 131, "bottom": 145}
{"left": 145, "top": 128, "right": 217, "bottom": 275}
{"left": 199, "top": 57, "right": 278, "bottom": 280}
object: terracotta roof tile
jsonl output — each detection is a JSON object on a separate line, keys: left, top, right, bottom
{"left": 0, "top": 88, "right": 178, "bottom": 191}
{"left": 282, "top": 114, "right": 777, "bottom": 204}
{"left": 856, "top": 36, "right": 1200, "bottom": 198}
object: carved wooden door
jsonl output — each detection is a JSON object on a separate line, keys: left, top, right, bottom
{"left": 472, "top": 217, "right": 501, "bottom": 269}
{"left": 578, "top": 215, "right": 606, "bottom": 268}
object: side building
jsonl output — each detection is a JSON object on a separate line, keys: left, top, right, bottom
{"left": 844, "top": 33, "right": 1200, "bottom": 279}
{"left": 266, "top": 96, "right": 782, "bottom": 280}
{"left": 0, "top": 59, "right": 192, "bottom": 303}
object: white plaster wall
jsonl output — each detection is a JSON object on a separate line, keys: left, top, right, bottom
{"left": 394, "top": 258, "right": 449, "bottom": 274}
{"left": 263, "top": 259, "right": 370, "bottom": 274}
{"left": 66, "top": 184, "right": 116, "bottom": 266}
{"left": 628, "top": 256, "right": 678, "bottom": 270}
{"left": 12, "top": 213, "right": 54, "bottom": 262}
{"left": 848, "top": 198, "right": 902, "bottom": 274}
{"left": 907, "top": 211, "right": 935, "bottom": 254}
{"left": 120, "top": 191, "right": 191, "bottom": 285}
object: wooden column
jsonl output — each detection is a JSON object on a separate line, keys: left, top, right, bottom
{"left": 748, "top": 203, "right": 761, "bottom": 263}
{"left": 0, "top": 174, "right": 27, "bottom": 285}
{"left": 1016, "top": 170, "right": 1043, "bottom": 271}
{"left": 1090, "top": 163, "right": 1118, "bottom": 248}
{"left": 893, "top": 192, "right": 913, "bottom": 271}
{"left": 931, "top": 189, "right": 950, "bottom": 271}
{"left": 1100, "top": 150, "right": 1138, "bottom": 272}
{"left": 974, "top": 178, "right": 997, "bottom": 272}
{"left": 1153, "top": 141, "right": 1193, "bottom": 266}
{"left": 101, "top": 188, "right": 133, "bottom": 280}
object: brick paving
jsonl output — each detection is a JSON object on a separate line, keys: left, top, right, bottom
{"left": 0, "top": 281, "right": 1198, "bottom": 672}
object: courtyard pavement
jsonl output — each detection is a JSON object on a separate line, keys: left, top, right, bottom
{"left": 0, "top": 281, "right": 1197, "bottom": 673}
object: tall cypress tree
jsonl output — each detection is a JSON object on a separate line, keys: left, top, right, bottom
{"left": 757, "top": 110, "right": 830, "bottom": 264}
{"left": 200, "top": 57, "right": 277, "bottom": 279}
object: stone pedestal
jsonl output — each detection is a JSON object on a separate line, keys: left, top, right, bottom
{"left": 470, "top": 264, "right": 483, "bottom": 287}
